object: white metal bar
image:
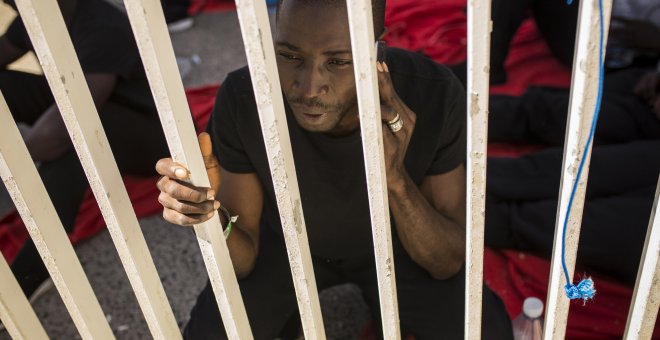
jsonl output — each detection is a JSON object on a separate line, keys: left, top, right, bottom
{"left": 0, "top": 92, "right": 113, "bottom": 339}
{"left": 233, "top": 0, "right": 326, "bottom": 338}
{"left": 624, "top": 176, "right": 660, "bottom": 340}
{"left": 121, "top": 0, "right": 253, "bottom": 337}
{"left": 0, "top": 255, "right": 48, "bottom": 340}
{"left": 465, "top": 0, "right": 492, "bottom": 338}
{"left": 543, "top": 0, "right": 612, "bottom": 339}
{"left": 345, "top": 1, "right": 400, "bottom": 338}
{"left": 14, "top": 0, "right": 181, "bottom": 338}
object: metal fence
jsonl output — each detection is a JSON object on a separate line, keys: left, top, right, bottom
{"left": 0, "top": 0, "right": 659, "bottom": 339}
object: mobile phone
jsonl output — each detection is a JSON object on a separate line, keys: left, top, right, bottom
{"left": 376, "top": 40, "right": 387, "bottom": 63}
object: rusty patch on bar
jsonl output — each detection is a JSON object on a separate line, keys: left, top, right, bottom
{"left": 470, "top": 93, "right": 480, "bottom": 117}
{"left": 385, "top": 257, "right": 392, "bottom": 277}
{"left": 293, "top": 199, "right": 303, "bottom": 234}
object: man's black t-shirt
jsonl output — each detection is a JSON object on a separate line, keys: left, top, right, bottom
{"left": 6, "top": 0, "right": 155, "bottom": 112}
{"left": 207, "top": 48, "right": 466, "bottom": 260}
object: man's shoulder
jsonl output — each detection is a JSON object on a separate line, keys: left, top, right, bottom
{"left": 224, "top": 66, "right": 254, "bottom": 92}
{"left": 387, "top": 47, "right": 458, "bottom": 83}
{"left": 387, "top": 48, "right": 464, "bottom": 114}
{"left": 387, "top": 47, "right": 464, "bottom": 105}
{"left": 218, "top": 66, "right": 260, "bottom": 115}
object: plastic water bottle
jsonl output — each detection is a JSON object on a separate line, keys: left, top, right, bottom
{"left": 512, "top": 297, "right": 544, "bottom": 340}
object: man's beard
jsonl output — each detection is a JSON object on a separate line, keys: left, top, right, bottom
{"left": 288, "top": 96, "right": 342, "bottom": 113}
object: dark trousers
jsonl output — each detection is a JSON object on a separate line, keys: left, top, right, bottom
{"left": 487, "top": 0, "right": 579, "bottom": 85}
{"left": 488, "top": 68, "right": 660, "bottom": 146}
{"left": 484, "top": 66, "right": 660, "bottom": 286}
{"left": 450, "top": 0, "right": 579, "bottom": 85}
{"left": 1, "top": 69, "right": 169, "bottom": 295}
{"left": 486, "top": 140, "right": 660, "bottom": 286}
{"left": 490, "top": 0, "right": 578, "bottom": 72}
{"left": 183, "top": 228, "right": 514, "bottom": 340}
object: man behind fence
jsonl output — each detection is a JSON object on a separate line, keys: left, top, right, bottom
{"left": 156, "top": 0, "right": 513, "bottom": 338}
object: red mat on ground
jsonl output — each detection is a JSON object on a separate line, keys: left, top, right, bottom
{"left": 484, "top": 249, "right": 660, "bottom": 339}
{"left": 0, "top": 85, "right": 217, "bottom": 264}
{"left": 189, "top": 0, "right": 235, "bottom": 14}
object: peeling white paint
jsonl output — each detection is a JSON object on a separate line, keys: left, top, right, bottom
{"left": 543, "top": 1, "right": 613, "bottom": 338}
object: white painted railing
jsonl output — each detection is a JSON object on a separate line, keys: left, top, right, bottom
{"left": 3, "top": 0, "right": 659, "bottom": 339}
{"left": 345, "top": 0, "right": 400, "bottom": 338}
{"left": 625, "top": 177, "right": 660, "bottom": 339}
{"left": 0, "top": 92, "right": 113, "bottom": 339}
{"left": 122, "top": 0, "right": 252, "bottom": 337}
{"left": 10, "top": 0, "right": 180, "bottom": 338}
{"left": 232, "top": 0, "right": 325, "bottom": 337}
{"left": 543, "top": 0, "right": 612, "bottom": 338}
{"left": 465, "top": 0, "right": 492, "bottom": 338}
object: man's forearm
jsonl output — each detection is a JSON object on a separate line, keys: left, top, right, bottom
{"left": 226, "top": 226, "right": 258, "bottom": 278}
{"left": 217, "top": 209, "right": 259, "bottom": 278}
{"left": 388, "top": 174, "right": 465, "bottom": 279}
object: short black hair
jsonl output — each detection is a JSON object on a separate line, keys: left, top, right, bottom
{"left": 276, "top": 0, "right": 386, "bottom": 38}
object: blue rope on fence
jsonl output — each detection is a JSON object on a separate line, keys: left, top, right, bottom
{"left": 559, "top": 0, "right": 604, "bottom": 302}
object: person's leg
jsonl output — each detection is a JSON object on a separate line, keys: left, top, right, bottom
{"left": 489, "top": 0, "right": 533, "bottom": 84}
{"left": 489, "top": 70, "right": 660, "bottom": 145}
{"left": 0, "top": 69, "right": 53, "bottom": 124}
{"left": 487, "top": 140, "right": 660, "bottom": 203}
{"left": 488, "top": 92, "right": 549, "bottom": 144}
{"left": 485, "top": 142, "right": 660, "bottom": 285}
{"left": 488, "top": 86, "right": 576, "bottom": 145}
{"left": 531, "top": 0, "right": 579, "bottom": 67}
{"left": 486, "top": 185, "right": 655, "bottom": 285}
{"left": 350, "top": 243, "right": 513, "bottom": 339}
{"left": 10, "top": 101, "right": 169, "bottom": 297}
{"left": 184, "top": 229, "right": 342, "bottom": 339}
{"left": 3, "top": 68, "right": 80, "bottom": 296}
{"left": 96, "top": 101, "right": 170, "bottom": 176}
{"left": 10, "top": 149, "right": 89, "bottom": 296}
{"left": 450, "top": 0, "right": 532, "bottom": 86}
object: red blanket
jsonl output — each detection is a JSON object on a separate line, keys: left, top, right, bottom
{"left": 189, "top": 0, "right": 236, "bottom": 14}
{"left": 485, "top": 249, "right": 660, "bottom": 339}
{"left": 0, "top": 85, "right": 216, "bottom": 263}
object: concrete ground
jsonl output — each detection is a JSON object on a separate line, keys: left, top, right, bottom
{"left": 0, "top": 7, "right": 371, "bottom": 340}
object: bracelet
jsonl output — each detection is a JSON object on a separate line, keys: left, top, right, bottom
{"left": 219, "top": 205, "right": 238, "bottom": 240}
